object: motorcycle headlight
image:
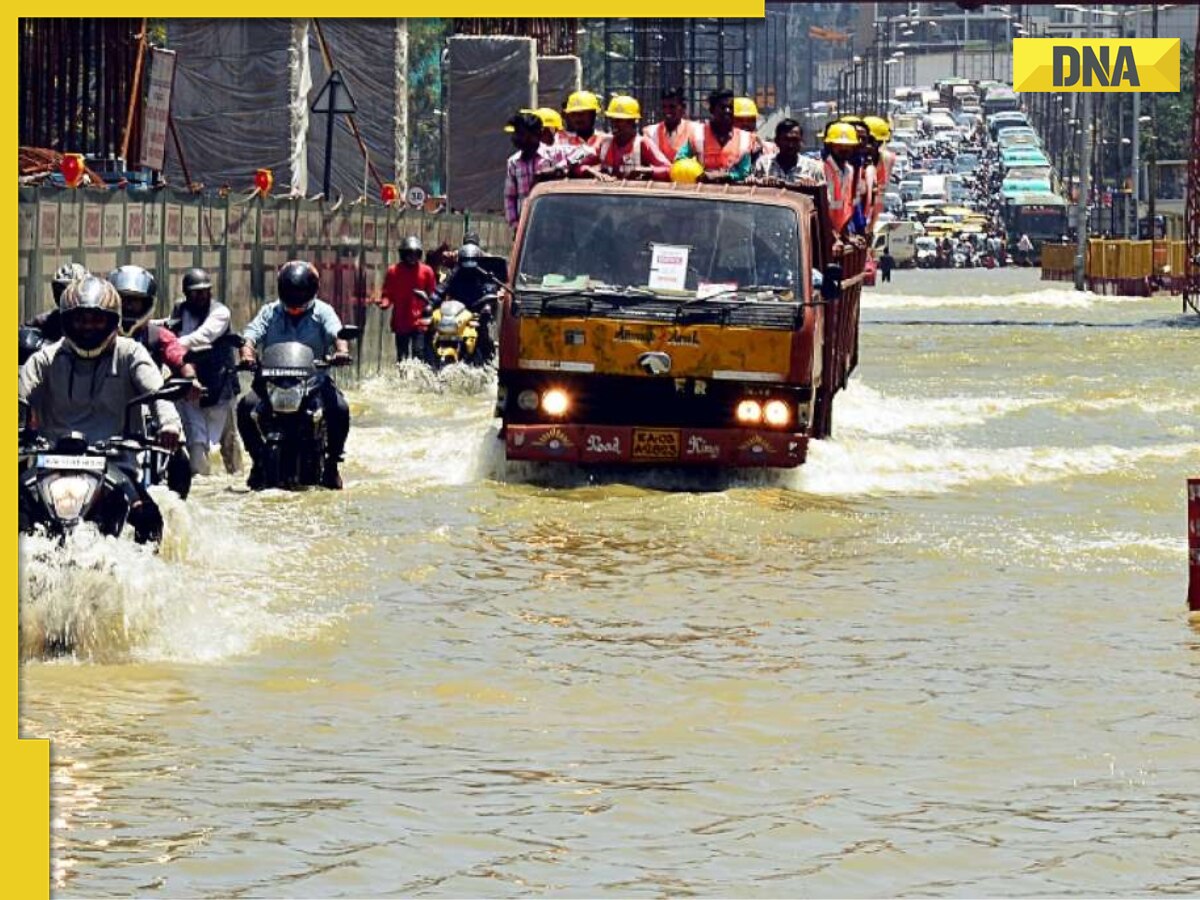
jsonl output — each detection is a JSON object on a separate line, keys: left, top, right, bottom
{"left": 40, "top": 474, "right": 100, "bottom": 522}
{"left": 267, "top": 383, "right": 306, "bottom": 414}
{"left": 436, "top": 318, "right": 461, "bottom": 336}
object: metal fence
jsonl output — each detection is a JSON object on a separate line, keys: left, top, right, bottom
{"left": 18, "top": 185, "right": 509, "bottom": 376}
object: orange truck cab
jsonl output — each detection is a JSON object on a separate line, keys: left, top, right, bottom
{"left": 496, "top": 179, "right": 864, "bottom": 468}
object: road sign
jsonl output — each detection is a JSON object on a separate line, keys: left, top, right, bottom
{"left": 406, "top": 185, "right": 427, "bottom": 208}
{"left": 312, "top": 70, "right": 357, "bottom": 114}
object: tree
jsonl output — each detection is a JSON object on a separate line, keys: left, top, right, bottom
{"left": 1146, "top": 41, "right": 1194, "bottom": 161}
{"left": 407, "top": 19, "right": 450, "bottom": 194}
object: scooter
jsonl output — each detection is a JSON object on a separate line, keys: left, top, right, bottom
{"left": 18, "top": 378, "right": 192, "bottom": 543}
{"left": 240, "top": 326, "right": 359, "bottom": 490}
{"left": 419, "top": 288, "right": 499, "bottom": 370}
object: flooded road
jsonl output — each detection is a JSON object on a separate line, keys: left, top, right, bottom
{"left": 21, "top": 268, "right": 1200, "bottom": 896}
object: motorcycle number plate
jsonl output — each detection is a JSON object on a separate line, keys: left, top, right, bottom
{"left": 37, "top": 454, "right": 105, "bottom": 471}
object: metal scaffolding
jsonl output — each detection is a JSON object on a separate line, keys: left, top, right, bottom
{"left": 452, "top": 19, "right": 577, "bottom": 56}
{"left": 19, "top": 18, "right": 143, "bottom": 164}
{"left": 595, "top": 18, "right": 790, "bottom": 124}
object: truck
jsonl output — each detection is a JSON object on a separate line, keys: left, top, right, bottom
{"left": 495, "top": 180, "right": 866, "bottom": 468}
{"left": 872, "top": 220, "right": 924, "bottom": 268}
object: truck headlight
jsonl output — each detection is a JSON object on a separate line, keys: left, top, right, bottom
{"left": 541, "top": 389, "right": 569, "bottom": 416}
{"left": 763, "top": 400, "right": 791, "bottom": 427}
{"left": 735, "top": 400, "right": 762, "bottom": 424}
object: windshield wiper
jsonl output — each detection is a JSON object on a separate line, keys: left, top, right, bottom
{"left": 520, "top": 285, "right": 659, "bottom": 306}
{"left": 681, "top": 285, "right": 792, "bottom": 305}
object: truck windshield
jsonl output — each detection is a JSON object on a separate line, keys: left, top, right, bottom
{"left": 516, "top": 193, "right": 802, "bottom": 297}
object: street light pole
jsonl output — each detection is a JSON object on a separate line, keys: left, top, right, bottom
{"left": 1075, "top": 7, "right": 1093, "bottom": 291}
{"left": 1147, "top": 2, "right": 1159, "bottom": 244}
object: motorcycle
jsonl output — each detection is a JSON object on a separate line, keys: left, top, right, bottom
{"left": 18, "top": 378, "right": 192, "bottom": 543}
{"left": 240, "top": 326, "right": 359, "bottom": 490}
{"left": 422, "top": 289, "right": 499, "bottom": 370}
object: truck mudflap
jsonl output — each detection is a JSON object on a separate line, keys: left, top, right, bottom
{"left": 504, "top": 425, "right": 808, "bottom": 468}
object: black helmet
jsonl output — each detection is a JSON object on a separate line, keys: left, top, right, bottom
{"left": 458, "top": 243, "right": 483, "bottom": 269}
{"left": 182, "top": 267, "right": 213, "bottom": 294}
{"left": 60, "top": 276, "right": 121, "bottom": 359}
{"left": 51, "top": 262, "right": 89, "bottom": 305}
{"left": 108, "top": 265, "right": 158, "bottom": 336}
{"left": 463, "top": 231, "right": 481, "bottom": 247}
{"left": 400, "top": 235, "right": 423, "bottom": 255}
{"left": 278, "top": 260, "right": 320, "bottom": 309}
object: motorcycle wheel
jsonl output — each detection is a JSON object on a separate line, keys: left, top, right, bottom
{"left": 264, "top": 443, "right": 284, "bottom": 489}
{"left": 301, "top": 434, "right": 326, "bottom": 487}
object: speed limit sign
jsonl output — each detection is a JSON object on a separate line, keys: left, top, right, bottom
{"left": 405, "top": 185, "right": 427, "bottom": 208}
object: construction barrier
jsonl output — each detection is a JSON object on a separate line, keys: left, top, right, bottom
{"left": 1040, "top": 243, "right": 1075, "bottom": 282}
{"left": 1040, "top": 238, "right": 1191, "bottom": 296}
{"left": 17, "top": 185, "right": 509, "bottom": 380}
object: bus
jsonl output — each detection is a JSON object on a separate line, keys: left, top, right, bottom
{"left": 982, "top": 86, "right": 1020, "bottom": 116}
{"left": 1003, "top": 192, "right": 1069, "bottom": 261}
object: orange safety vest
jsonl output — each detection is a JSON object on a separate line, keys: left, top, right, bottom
{"left": 824, "top": 156, "right": 853, "bottom": 230}
{"left": 598, "top": 135, "right": 651, "bottom": 172}
{"left": 872, "top": 149, "right": 893, "bottom": 220}
{"left": 689, "top": 123, "right": 752, "bottom": 172}
{"left": 643, "top": 120, "right": 691, "bottom": 160}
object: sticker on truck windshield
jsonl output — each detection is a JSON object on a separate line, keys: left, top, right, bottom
{"left": 648, "top": 244, "right": 689, "bottom": 292}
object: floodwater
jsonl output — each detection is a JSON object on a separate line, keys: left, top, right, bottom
{"left": 20, "top": 267, "right": 1200, "bottom": 897}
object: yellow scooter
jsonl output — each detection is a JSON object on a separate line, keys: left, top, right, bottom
{"left": 428, "top": 298, "right": 482, "bottom": 369}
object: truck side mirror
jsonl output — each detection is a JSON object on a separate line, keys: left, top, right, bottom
{"left": 821, "top": 263, "right": 842, "bottom": 302}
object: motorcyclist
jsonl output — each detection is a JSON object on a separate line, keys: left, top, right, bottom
{"left": 18, "top": 276, "right": 182, "bottom": 543}
{"left": 237, "top": 260, "right": 351, "bottom": 490}
{"left": 26, "top": 262, "right": 89, "bottom": 343}
{"left": 109, "top": 265, "right": 196, "bottom": 499}
{"left": 166, "top": 267, "right": 241, "bottom": 476}
{"left": 432, "top": 242, "right": 500, "bottom": 361}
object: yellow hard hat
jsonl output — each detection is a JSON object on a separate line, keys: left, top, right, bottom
{"left": 670, "top": 158, "right": 704, "bottom": 184}
{"left": 564, "top": 90, "right": 602, "bottom": 114}
{"left": 733, "top": 97, "right": 759, "bottom": 119}
{"left": 863, "top": 115, "right": 891, "bottom": 142}
{"left": 605, "top": 95, "right": 641, "bottom": 120}
{"left": 839, "top": 114, "right": 865, "bottom": 125}
{"left": 824, "top": 121, "right": 860, "bottom": 146}
{"left": 535, "top": 107, "right": 564, "bottom": 131}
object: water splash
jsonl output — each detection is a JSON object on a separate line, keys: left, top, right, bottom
{"left": 863, "top": 287, "right": 1143, "bottom": 311}
{"left": 20, "top": 485, "right": 345, "bottom": 665}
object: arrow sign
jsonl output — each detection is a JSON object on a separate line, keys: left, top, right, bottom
{"left": 312, "top": 70, "right": 357, "bottom": 114}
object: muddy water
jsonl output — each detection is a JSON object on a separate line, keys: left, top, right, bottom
{"left": 20, "top": 268, "right": 1200, "bottom": 896}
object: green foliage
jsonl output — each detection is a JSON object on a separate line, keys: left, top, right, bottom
{"left": 1144, "top": 41, "right": 1194, "bottom": 160}
{"left": 406, "top": 19, "right": 450, "bottom": 194}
